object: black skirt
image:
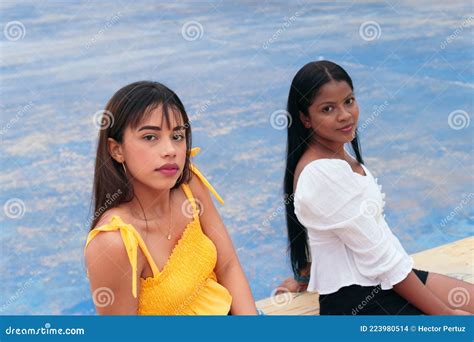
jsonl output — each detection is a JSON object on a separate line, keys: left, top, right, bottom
{"left": 319, "top": 268, "right": 429, "bottom": 315}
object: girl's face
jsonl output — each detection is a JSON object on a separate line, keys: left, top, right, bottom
{"left": 301, "top": 80, "right": 359, "bottom": 144}
{"left": 109, "top": 105, "right": 187, "bottom": 190}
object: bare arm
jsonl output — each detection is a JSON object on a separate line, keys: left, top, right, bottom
{"left": 393, "top": 270, "right": 455, "bottom": 315}
{"left": 189, "top": 176, "right": 257, "bottom": 315}
{"left": 275, "top": 263, "right": 311, "bottom": 294}
{"left": 85, "top": 226, "right": 138, "bottom": 315}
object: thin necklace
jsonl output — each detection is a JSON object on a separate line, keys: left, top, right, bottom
{"left": 131, "top": 196, "right": 173, "bottom": 240}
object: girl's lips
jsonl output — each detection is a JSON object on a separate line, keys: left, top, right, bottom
{"left": 157, "top": 168, "right": 178, "bottom": 176}
{"left": 156, "top": 163, "right": 179, "bottom": 176}
{"left": 155, "top": 163, "right": 179, "bottom": 176}
{"left": 338, "top": 124, "right": 353, "bottom": 132}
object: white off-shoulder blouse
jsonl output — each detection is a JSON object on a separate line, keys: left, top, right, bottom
{"left": 294, "top": 158, "right": 413, "bottom": 295}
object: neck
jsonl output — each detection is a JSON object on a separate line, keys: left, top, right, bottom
{"left": 129, "top": 179, "right": 171, "bottom": 221}
{"left": 310, "top": 134, "right": 348, "bottom": 159}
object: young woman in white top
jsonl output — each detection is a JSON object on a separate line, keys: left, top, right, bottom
{"left": 281, "top": 60, "right": 473, "bottom": 315}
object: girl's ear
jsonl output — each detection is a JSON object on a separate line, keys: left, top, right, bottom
{"left": 107, "top": 137, "right": 124, "bottom": 163}
{"left": 299, "top": 111, "right": 311, "bottom": 129}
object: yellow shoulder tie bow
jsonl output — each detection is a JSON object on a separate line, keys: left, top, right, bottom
{"left": 189, "top": 147, "right": 224, "bottom": 205}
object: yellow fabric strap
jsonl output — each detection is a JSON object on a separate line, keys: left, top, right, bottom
{"left": 84, "top": 222, "right": 159, "bottom": 299}
{"left": 181, "top": 183, "right": 200, "bottom": 220}
{"left": 189, "top": 147, "right": 224, "bottom": 205}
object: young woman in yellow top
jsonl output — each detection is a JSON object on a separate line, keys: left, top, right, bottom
{"left": 84, "top": 81, "right": 257, "bottom": 315}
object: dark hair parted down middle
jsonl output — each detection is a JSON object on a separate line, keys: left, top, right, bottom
{"left": 284, "top": 61, "right": 364, "bottom": 277}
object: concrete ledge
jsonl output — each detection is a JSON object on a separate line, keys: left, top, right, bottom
{"left": 256, "top": 236, "right": 473, "bottom": 315}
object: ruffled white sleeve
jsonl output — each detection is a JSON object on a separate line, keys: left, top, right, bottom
{"left": 294, "top": 160, "right": 413, "bottom": 289}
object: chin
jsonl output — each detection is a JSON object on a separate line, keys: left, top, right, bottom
{"left": 160, "top": 179, "right": 179, "bottom": 190}
{"left": 346, "top": 135, "right": 357, "bottom": 143}
{"left": 139, "top": 178, "right": 178, "bottom": 191}
{"left": 331, "top": 135, "right": 352, "bottom": 143}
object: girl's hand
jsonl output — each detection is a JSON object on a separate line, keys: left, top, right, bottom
{"left": 275, "top": 277, "right": 308, "bottom": 295}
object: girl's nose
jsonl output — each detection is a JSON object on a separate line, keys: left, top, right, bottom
{"left": 337, "top": 106, "right": 352, "bottom": 121}
{"left": 161, "top": 138, "right": 177, "bottom": 158}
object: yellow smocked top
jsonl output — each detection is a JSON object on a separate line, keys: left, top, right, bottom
{"left": 84, "top": 148, "right": 232, "bottom": 315}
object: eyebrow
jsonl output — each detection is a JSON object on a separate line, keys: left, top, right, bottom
{"left": 137, "top": 125, "right": 186, "bottom": 132}
{"left": 317, "top": 92, "right": 354, "bottom": 106}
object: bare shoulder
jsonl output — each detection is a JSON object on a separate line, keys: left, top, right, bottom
{"left": 85, "top": 206, "right": 138, "bottom": 314}
{"left": 187, "top": 173, "right": 210, "bottom": 202}
{"left": 94, "top": 206, "right": 127, "bottom": 227}
{"left": 85, "top": 207, "right": 130, "bottom": 271}
{"left": 295, "top": 156, "right": 312, "bottom": 181}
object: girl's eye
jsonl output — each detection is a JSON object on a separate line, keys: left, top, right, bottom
{"left": 143, "top": 135, "right": 157, "bottom": 141}
{"left": 173, "top": 134, "right": 185, "bottom": 141}
{"left": 322, "top": 106, "right": 333, "bottom": 113}
{"left": 345, "top": 97, "right": 355, "bottom": 105}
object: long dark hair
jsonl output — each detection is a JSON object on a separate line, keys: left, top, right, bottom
{"left": 90, "top": 81, "right": 192, "bottom": 230}
{"left": 284, "top": 61, "right": 364, "bottom": 277}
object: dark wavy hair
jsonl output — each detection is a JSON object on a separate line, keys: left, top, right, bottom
{"left": 90, "top": 81, "right": 192, "bottom": 230}
{"left": 284, "top": 61, "right": 364, "bottom": 277}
